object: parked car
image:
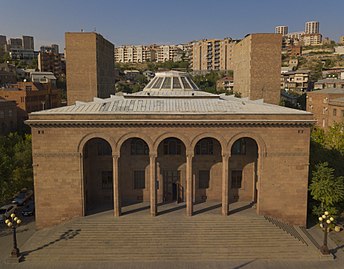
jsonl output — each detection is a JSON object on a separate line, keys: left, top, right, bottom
{"left": 12, "top": 189, "right": 33, "bottom": 206}
{"left": 0, "top": 204, "right": 17, "bottom": 222}
{"left": 21, "top": 200, "right": 35, "bottom": 217}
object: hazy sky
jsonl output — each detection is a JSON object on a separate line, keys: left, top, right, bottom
{"left": 1, "top": 0, "right": 343, "bottom": 50}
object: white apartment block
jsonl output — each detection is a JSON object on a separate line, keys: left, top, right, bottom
{"left": 305, "top": 21, "right": 319, "bottom": 34}
{"left": 115, "top": 45, "right": 182, "bottom": 63}
{"left": 275, "top": 26, "right": 288, "bottom": 36}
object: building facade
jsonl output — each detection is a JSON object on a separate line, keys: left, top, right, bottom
{"left": 38, "top": 51, "right": 63, "bottom": 78}
{"left": 190, "top": 38, "right": 235, "bottom": 72}
{"left": 0, "top": 81, "right": 61, "bottom": 125}
{"left": 27, "top": 71, "right": 313, "bottom": 229}
{"left": 314, "top": 79, "right": 344, "bottom": 90}
{"left": 22, "top": 35, "right": 34, "bottom": 50}
{"left": 0, "top": 100, "right": 17, "bottom": 135}
{"left": 281, "top": 70, "right": 310, "bottom": 93}
{"left": 305, "top": 21, "right": 319, "bottom": 34}
{"left": 233, "top": 33, "right": 282, "bottom": 105}
{"left": 306, "top": 88, "right": 344, "bottom": 129}
{"left": 65, "top": 32, "right": 115, "bottom": 105}
{"left": 275, "top": 26, "right": 288, "bottom": 36}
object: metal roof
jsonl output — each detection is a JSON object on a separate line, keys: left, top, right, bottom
{"left": 32, "top": 93, "right": 310, "bottom": 115}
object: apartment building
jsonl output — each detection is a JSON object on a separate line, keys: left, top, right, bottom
{"left": 314, "top": 79, "right": 344, "bottom": 90}
{"left": 307, "top": 88, "right": 344, "bottom": 129}
{"left": 305, "top": 21, "right": 319, "bottom": 34}
{"left": 302, "top": 33, "right": 322, "bottom": 46}
{"left": 115, "top": 45, "right": 157, "bottom": 63}
{"left": 22, "top": 35, "right": 34, "bottom": 50}
{"left": 275, "top": 26, "right": 288, "bottom": 36}
{"left": 191, "top": 38, "right": 235, "bottom": 71}
{"left": 38, "top": 51, "right": 63, "bottom": 78}
{"left": 156, "top": 45, "right": 182, "bottom": 62}
{"left": 281, "top": 70, "right": 310, "bottom": 93}
{"left": 0, "top": 81, "right": 61, "bottom": 124}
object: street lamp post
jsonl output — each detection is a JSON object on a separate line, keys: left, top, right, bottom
{"left": 318, "top": 211, "right": 334, "bottom": 255}
{"left": 5, "top": 213, "right": 22, "bottom": 260}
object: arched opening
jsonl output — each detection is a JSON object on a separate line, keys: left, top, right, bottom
{"left": 193, "top": 138, "right": 222, "bottom": 204}
{"left": 157, "top": 138, "right": 186, "bottom": 206}
{"left": 83, "top": 138, "right": 113, "bottom": 215}
{"left": 119, "top": 138, "right": 150, "bottom": 207}
{"left": 230, "top": 137, "right": 258, "bottom": 204}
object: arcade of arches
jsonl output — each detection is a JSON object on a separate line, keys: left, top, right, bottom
{"left": 82, "top": 135, "right": 259, "bottom": 217}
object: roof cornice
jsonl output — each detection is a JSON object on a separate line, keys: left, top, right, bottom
{"left": 25, "top": 119, "right": 315, "bottom": 128}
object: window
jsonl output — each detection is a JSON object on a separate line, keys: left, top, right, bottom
{"left": 131, "top": 139, "right": 148, "bottom": 155}
{"left": 231, "top": 170, "right": 242, "bottom": 188}
{"left": 0, "top": 111, "right": 4, "bottom": 119}
{"left": 172, "top": 77, "right": 182, "bottom": 89}
{"left": 231, "top": 138, "right": 246, "bottom": 155}
{"left": 102, "top": 171, "right": 113, "bottom": 189}
{"left": 97, "top": 140, "right": 111, "bottom": 156}
{"left": 134, "top": 170, "right": 145, "bottom": 189}
{"left": 199, "top": 170, "right": 210, "bottom": 189}
{"left": 152, "top": 77, "right": 163, "bottom": 89}
{"left": 195, "top": 138, "right": 214, "bottom": 155}
{"left": 163, "top": 138, "right": 182, "bottom": 155}
{"left": 162, "top": 77, "right": 171, "bottom": 88}
{"left": 333, "top": 109, "right": 337, "bottom": 116}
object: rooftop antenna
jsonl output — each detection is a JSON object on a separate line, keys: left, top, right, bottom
{"left": 93, "top": 27, "right": 96, "bottom": 32}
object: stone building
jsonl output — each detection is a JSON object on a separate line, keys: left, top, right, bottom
{"left": 307, "top": 88, "right": 344, "bottom": 129}
{"left": 65, "top": 32, "right": 115, "bottom": 105}
{"left": 233, "top": 33, "right": 282, "bottom": 105}
{"left": 0, "top": 81, "right": 61, "bottom": 126}
{"left": 27, "top": 71, "right": 314, "bottom": 229}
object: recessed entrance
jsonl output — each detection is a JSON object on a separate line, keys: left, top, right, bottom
{"left": 163, "top": 170, "right": 183, "bottom": 203}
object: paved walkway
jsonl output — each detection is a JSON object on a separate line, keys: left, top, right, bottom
{"left": 0, "top": 202, "right": 343, "bottom": 269}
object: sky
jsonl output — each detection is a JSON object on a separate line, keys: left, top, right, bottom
{"left": 1, "top": 0, "right": 344, "bottom": 50}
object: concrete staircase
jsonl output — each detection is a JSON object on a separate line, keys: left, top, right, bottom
{"left": 21, "top": 205, "right": 319, "bottom": 262}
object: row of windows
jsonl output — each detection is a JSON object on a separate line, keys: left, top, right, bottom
{"left": 333, "top": 109, "right": 344, "bottom": 117}
{"left": 100, "top": 170, "right": 243, "bottom": 190}
{"left": 93, "top": 138, "right": 248, "bottom": 157}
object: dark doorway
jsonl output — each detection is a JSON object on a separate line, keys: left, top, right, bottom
{"left": 163, "top": 170, "right": 182, "bottom": 203}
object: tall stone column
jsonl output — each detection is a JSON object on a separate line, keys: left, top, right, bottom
{"left": 150, "top": 153, "right": 157, "bottom": 216}
{"left": 186, "top": 152, "right": 194, "bottom": 216}
{"left": 113, "top": 155, "right": 121, "bottom": 217}
{"left": 222, "top": 153, "right": 230, "bottom": 216}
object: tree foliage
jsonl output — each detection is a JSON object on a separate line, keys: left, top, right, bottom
{"left": 309, "top": 123, "right": 344, "bottom": 217}
{"left": 309, "top": 162, "right": 344, "bottom": 214}
{"left": 0, "top": 133, "right": 33, "bottom": 205}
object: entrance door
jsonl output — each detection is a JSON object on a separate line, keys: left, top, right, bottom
{"left": 163, "top": 170, "right": 182, "bottom": 203}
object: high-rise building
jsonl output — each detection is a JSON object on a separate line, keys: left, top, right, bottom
{"left": 38, "top": 51, "right": 63, "bottom": 78}
{"left": 305, "top": 21, "right": 319, "bottom": 34}
{"left": 22, "top": 35, "right": 34, "bottom": 50}
{"left": 191, "top": 38, "right": 236, "bottom": 71}
{"left": 232, "top": 33, "right": 282, "bottom": 105}
{"left": 0, "top": 35, "right": 6, "bottom": 47}
{"left": 40, "top": 44, "right": 59, "bottom": 54}
{"left": 275, "top": 26, "right": 288, "bottom": 36}
{"left": 8, "top": 38, "right": 23, "bottom": 49}
{"left": 65, "top": 32, "right": 115, "bottom": 105}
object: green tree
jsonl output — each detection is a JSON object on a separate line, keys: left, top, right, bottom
{"left": 0, "top": 133, "right": 33, "bottom": 204}
{"left": 309, "top": 162, "right": 344, "bottom": 215}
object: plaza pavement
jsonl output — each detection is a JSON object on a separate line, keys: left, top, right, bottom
{"left": 0, "top": 202, "right": 343, "bottom": 269}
